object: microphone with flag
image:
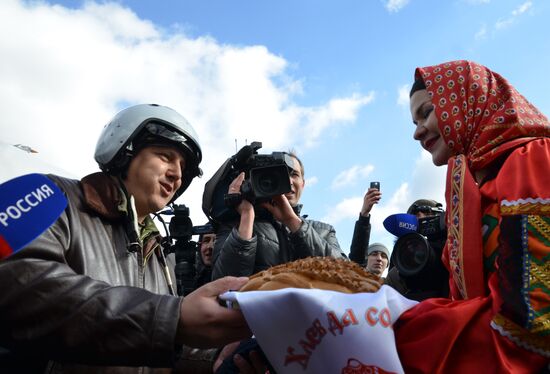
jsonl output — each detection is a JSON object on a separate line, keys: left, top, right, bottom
{"left": 0, "top": 174, "right": 67, "bottom": 259}
{"left": 383, "top": 213, "right": 419, "bottom": 237}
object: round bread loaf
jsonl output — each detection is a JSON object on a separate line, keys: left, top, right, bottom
{"left": 240, "top": 257, "right": 382, "bottom": 293}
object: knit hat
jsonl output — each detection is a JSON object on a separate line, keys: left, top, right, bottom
{"left": 367, "top": 243, "right": 390, "bottom": 259}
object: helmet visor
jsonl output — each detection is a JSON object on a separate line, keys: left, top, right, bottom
{"left": 132, "top": 121, "right": 201, "bottom": 175}
{"left": 136, "top": 122, "right": 200, "bottom": 168}
{"left": 143, "top": 122, "right": 191, "bottom": 145}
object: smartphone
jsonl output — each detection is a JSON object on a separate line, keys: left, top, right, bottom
{"left": 370, "top": 181, "right": 380, "bottom": 191}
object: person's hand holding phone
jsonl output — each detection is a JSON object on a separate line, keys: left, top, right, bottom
{"left": 361, "top": 182, "right": 382, "bottom": 217}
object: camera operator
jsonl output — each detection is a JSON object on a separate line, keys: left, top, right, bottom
{"left": 212, "top": 150, "right": 346, "bottom": 279}
{"left": 384, "top": 199, "right": 449, "bottom": 301}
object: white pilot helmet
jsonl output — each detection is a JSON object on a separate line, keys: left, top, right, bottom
{"left": 94, "top": 104, "right": 202, "bottom": 198}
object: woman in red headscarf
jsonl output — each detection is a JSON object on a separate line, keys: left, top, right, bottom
{"left": 394, "top": 60, "right": 549, "bottom": 373}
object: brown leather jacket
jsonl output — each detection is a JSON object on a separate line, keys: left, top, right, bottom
{"left": 0, "top": 173, "right": 214, "bottom": 373}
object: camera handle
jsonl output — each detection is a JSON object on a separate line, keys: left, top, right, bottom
{"left": 224, "top": 193, "right": 243, "bottom": 208}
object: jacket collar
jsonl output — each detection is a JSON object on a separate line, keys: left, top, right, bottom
{"left": 81, "top": 172, "right": 126, "bottom": 221}
{"left": 81, "top": 172, "right": 160, "bottom": 251}
{"left": 293, "top": 203, "right": 306, "bottom": 218}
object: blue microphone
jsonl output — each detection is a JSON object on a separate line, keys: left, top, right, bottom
{"left": 383, "top": 213, "right": 419, "bottom": 237}
{"left": 0, "top": 174, "right": 67, "bottom": 259}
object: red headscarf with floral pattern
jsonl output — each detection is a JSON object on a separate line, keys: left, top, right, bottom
{"left": 414, "top": 60, "right": 550, "bottom": 299}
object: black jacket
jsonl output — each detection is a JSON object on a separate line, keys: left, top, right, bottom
{"left": 348, "top": 214, "right": 372, "bottom": 268}
{"left": 212, "top": 205, "right": 346, "bottom": 279}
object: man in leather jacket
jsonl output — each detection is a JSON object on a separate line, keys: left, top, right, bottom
{"left": 212, "top": 151, "right": 346, "bottom": 279}
{"left": 0, "top": 104, "right": 251, "bottom": 373}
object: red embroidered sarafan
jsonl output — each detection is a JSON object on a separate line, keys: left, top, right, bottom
{"left": 395, "top": 60, "right": 549, "bottom": 373}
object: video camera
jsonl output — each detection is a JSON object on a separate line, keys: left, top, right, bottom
{"left": 163, "top": 204, "right": 213, "bottom": 296}
{"left": 383, "top": 207, "right": 449, "bottom": 299}
{"left": 202, "top": 141, "right": 295, "bottom": 224}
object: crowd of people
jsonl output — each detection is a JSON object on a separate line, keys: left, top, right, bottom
{"left": 0, "top": 59, "right": 548, "bottom": 373}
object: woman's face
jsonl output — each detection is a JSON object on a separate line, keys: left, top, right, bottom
{"left": 410, "top": 89, "right": 452, "bottom": 166}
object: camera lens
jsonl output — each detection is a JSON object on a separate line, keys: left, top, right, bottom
{"left": 394, "top": 233, "right": 431, "bottom": 277}
{"left": 257, "top": 172, "right": 280, "bottom": 195}
{"left": 249, "top": 165, "right": 291, "bottom": 199}
{"left": 174, "top": 261, "right": 195, "bottom": 296}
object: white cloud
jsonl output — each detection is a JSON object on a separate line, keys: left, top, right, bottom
{"left": 408, "top": 150, "right": 447, "bottom": 206}
{"left": 474, "top": 25, "right": 487, "bottom": 40}
{"left": 323, "top": 150, "right": 445, "bottom": 233}
{"left": 0, "top": 141, "right": 78, "bottom": 183}
{"left": 0, "top": 0, "right": 374, "bottom": 224}
{"left": 321, "top": 181, "right": 410, "bottom": 227}
{"left": 495, "top": 18, "right": 513, "bottom": 30}
{"left": 305, "top": 176, "right": 318, "bottom": 187}
{"left": 369, "top": 182, "right": 411, "bottom": 233}
{"left": 82, "top": 1, "right": 159, "bottom": 40}
{"left": 322, "top": 196, "right": 364, "bottom": 224}
{"left": 495, "top": 1, "right": 532, "bottom": 30}
{"left": 300, "top": 92, "right": 375, "bottom": 148}
{"left": 384, "top": 0, "right": 410, "bottom": 13}
{"left": 331, "top": 164, "right": 374, "bottom": 189}
{"left": 397, "top": 84, "right": 410, "bottom": 108}
{"left": 512, "top": 1, "right": 532, "bottom": 16}
{"left": 320, "top": 148, "right": 447, "bottom": 255}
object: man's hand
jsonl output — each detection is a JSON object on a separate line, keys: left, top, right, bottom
{"left": 261, "top": 195, "right": 302, "bottom": 232}
{"left": 177, "top": 277, "right": 252, "bottom": 349}
{"left": 229, "top": 173, "right": 254, "bottom": 217}
{"left": 229, "top": 172, "right": 254, "bottom": 239}
{"left": 213, "top": 341, "right": 241, "bottom": 372}
{"left": 360, "top": 188, "right": 382, "bottom": 217}
{"left": 213, "top": 340, "right": 270, "bottom": 374}
{"left": 234, "top": 350, "right": 270, "bottom": 374}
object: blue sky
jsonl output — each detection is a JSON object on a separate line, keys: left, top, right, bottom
{"left": 1, "top": 0, "right": 549, "bottom": 255}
